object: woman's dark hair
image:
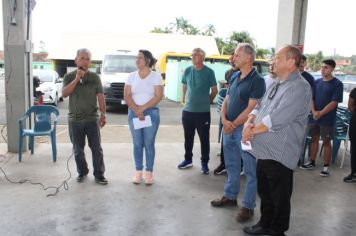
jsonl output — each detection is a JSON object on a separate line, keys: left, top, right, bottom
{"left": 139, "top": 49, "right": 157, "bottom": 68}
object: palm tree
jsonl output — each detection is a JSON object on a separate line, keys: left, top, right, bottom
{"left": 170, "top": 17, "right": 190, "bottom": 34}
{"left": 230, "top": 31, "right": 255, "bottom": 47}
{"left": 204, "top": 24, "right": 216, "bottom": 36}
{"left": 187, "top": 26, "right": 200, "bottom": 35}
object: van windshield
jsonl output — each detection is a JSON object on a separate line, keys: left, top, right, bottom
{"left": 103, "top": 55, "right": 137, "bottom": 73}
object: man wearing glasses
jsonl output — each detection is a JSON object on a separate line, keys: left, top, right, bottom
{"left": 211, "top": 43, "right": 266, "bottom": 223}
{"left": 178, "top": 48, "right": 218, "bottom": 174}
{"left": 242, "top": 45, "right": 312, "bottom": 236}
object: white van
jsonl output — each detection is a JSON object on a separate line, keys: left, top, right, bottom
{"left": 98, "top": 50, "right": 137, "bottom": 107}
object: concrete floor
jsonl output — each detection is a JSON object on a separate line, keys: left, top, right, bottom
{"left": 0, "top": 125, "right": 356, "bottom": 236}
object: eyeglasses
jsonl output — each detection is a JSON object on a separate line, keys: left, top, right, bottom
{"left": 268, "top": 83, "right": 280, "bottom": 100}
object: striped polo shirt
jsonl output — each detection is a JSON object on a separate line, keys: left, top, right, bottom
{"left": 248, "top": 70, "right": 312, "bottom": 170}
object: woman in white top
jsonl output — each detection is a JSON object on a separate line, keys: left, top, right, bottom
{"left": 124, "top": 50, "right": 164, "bottom": 185}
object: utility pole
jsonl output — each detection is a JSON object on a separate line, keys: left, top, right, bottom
{"left": 2, "top": 0, "right": 33, "bottom": 152}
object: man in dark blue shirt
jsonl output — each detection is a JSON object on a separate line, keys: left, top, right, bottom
{"left": 210, "top": 43, "right": 265, "bottom": 223}
{"left": 301, "top": 59, "right": 343, "bottom": 176}
{"left": 300, "top": 55, "right": 314, "bottom": 89}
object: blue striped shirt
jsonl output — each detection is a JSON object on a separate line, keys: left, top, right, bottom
{"left": 248, "top": 70, "right": 312, "bottom": 170}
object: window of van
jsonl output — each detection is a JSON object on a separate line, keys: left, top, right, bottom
{"left": 103, "top": 55, "right": 136, "bottom": 73}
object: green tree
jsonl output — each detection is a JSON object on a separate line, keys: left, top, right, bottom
{"left": 256, "top": 48, "right": 270, "bottom": 59}
{"left": 187, "top": 26, "right": 200, "bottom": 35}
{"left": 230, "top": 31, "right": 255, "bottom": 47}
{"left": 203, "top": 24, "right": 216, "bottom": 36}
{"left": 150, "top": 27, "right": 172, "bottom": 34}
{"left": 306, "top": 51, "right": 324, "bottom": 71}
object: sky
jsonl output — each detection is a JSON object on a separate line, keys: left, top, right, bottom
{"left": 0, "top": 0, "right": 355, "bottom": 56}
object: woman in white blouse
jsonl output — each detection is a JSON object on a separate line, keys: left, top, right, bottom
{"left": 124, "top": 50, "right": 164, "bottom": 185}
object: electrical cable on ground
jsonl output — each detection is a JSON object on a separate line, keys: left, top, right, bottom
{"left": 0, "top": 126, "right": 74, "bottom": 197}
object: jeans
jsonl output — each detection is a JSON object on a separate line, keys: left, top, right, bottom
{"left": 223, "top": 126, "right": 256, "bottom": 210}
{"left": 257, "top": 159, "right": 294, "bottom": 233}
{"left": 182, "top": 111, "right": 211, "bottom": 163}
{"left": 128, "top": 108, "right": 160, "bottom": 172}
{"left": 68, "top": 120, "right": 105, "bottom": 178}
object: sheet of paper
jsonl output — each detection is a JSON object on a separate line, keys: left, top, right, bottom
{"left": 241, "top": 141, "right": 252, "bottom": 151}
{"left": 133, "top": 115, "right": 152, "bottom": 130}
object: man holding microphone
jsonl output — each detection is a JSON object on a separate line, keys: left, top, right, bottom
{"left": 62, "top": 48, "right": 108, "bottom": 185}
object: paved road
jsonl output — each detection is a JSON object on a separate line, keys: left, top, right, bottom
{"left": 0, "top": 78, "right": 219, "bottom": 125}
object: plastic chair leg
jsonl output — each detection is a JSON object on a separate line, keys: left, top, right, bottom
{"left": 19, "top": 135, "right": 23, "bottom": 162}
{"left": 50, "top": 133, "right": 57, "bottom": 162}
{"left": 340, "top": 140, "right": 349, "bottom": 168}
{"left": 29, "top": 136, "right": 35, "bottom": 155}
{"left": 332, "top": 139, "right": 341, "bottom": 163}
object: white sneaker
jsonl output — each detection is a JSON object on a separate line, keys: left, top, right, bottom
{"left": 320, "top": 166, "right": 330, "bottom": 177}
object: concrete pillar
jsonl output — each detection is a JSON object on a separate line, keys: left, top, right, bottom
{"left": 276, "top": 0, "right": 308, "bottom": 51}
{"left": 2, "top": 0, "right": 32, "bottom": 152}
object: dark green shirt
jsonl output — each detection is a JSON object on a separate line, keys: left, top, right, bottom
{"left": 182, "top": 65, "right": 217, "bottom": 112}
{"left": 63, "top": 70, "right": 103, "bottom": 122}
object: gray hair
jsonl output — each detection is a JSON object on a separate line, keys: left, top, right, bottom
{"left": 76, "top": 48, "right": 92, "bottom": 58}
{"left": 192, "top": 48, "right": 206, "bottom": 60}
{"left": 238, "top": 43, "right": 256, "bottom": 61}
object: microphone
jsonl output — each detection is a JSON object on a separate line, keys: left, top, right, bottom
{"left": 79, "top": 67, "right": 84, "bottom": 84}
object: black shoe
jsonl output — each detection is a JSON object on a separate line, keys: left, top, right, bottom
{"left": 211, "top": 196, "right": 237, "bottom": 207}
{"left": 95, "top": 176, "right": 108, "bottom": 185}
{"left": 343, "top": 173, "right": 356, "bottom": 183}
{"left": 243, "top": 222, "right": 274, "bottom": 235}
{"left": 213, "top": 164, "right": 226, "bottom": 175}
{"left": 76, "top": 173, "right": 88, "bottom": 183}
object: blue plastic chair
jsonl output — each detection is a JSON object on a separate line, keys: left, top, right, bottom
{"left": 332, "top": 106, "right": 350, "bottom": 166}
{"left": 302, "top": 106, "right": 350, "bottom": 165}
{"left": 18, "top": 105, "right": 59, "bottom": 162}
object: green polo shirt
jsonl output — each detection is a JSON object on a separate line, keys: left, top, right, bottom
{"left": 182, "top": 65, "right": 217, "bottom": 112}
{"left": 63, "top": 70, "right": 103, "bottom": 122}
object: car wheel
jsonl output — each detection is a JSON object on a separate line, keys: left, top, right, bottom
{"left": 53, "top": 93, "right": 58, "bottom": 106}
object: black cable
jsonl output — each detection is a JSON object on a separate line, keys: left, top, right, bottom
{"left": 1, "top": 125, "right": 7, "bottom": 143}
{"left": 0, "top": 152, "right": 73, "bottom": 197}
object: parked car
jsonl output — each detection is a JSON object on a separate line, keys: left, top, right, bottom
{"left": 33, "top": 69, "right": 63, "bottom": 106}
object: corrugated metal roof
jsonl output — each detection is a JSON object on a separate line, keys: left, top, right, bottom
{"left": 47, "top": 32, "right": 220, "bottom": 60}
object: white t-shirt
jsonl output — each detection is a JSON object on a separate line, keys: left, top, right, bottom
{"left": 126, "top": 71, "right": 163, "bottom": 105}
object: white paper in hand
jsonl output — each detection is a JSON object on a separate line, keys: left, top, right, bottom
{"left": 241, "top": 141, "right": 252, "bottom": 151}
{"left": 133, "top": 115, "right": 152, "bottom": 130}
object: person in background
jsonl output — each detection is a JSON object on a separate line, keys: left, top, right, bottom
{"left": 299, "top": 54, "right": 315, "bottom": 89}
{"left": 300, "top": 59, "right": 343, "bottom": 177}
{"left": 343, "top": 88, "right": 356, "bottom": 182}
{"left": 214, "top": 52, "right": 239, "bottom": 175}
{"left": 178, "top": 48, "right": 218, "bottom": 174}
{"left": 62, "top": 48, "right": 108, "bottom": 185}
{"left": 124, "top": 50, "right": 164, "bottom": 185}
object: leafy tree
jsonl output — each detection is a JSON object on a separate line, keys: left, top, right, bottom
{"left": 256, "top": 48, "right": 270, "bottom": 59}
{"left": 150, "top": 27, "right": 172, "bottom": 34}
{"left": 306, "top": 51, "right": 324, "bottom": 71}
{"left": 203, "top": 24, "right": 216, "bottom": 36}
{"left": 230, "top": 31, "right": 255, "bottom": 47}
